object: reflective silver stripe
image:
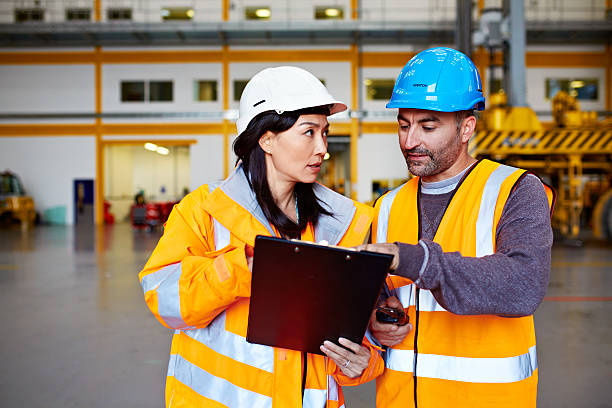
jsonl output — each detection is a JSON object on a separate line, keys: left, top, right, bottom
{"left": 146, "top": 262, "right": 187, "bottom": 329}
{"left": 418, "top": 288, "right": 447, "bottom": 312}
{"left": 395, "top": 283, "right": 413, "bottom": 308}
{"left": 394, "top": 285, "right": 447, "bottom": 312}
{"left": 303, "top": 388, "right": 327, "bottom": 408}
{"left": 169, "top": 353, "right": 272, "bottom": 408}
{"left": 140, "top": 263, "right": 175, "bottom": 294}
{"left": 167, "top": 353, "right": 177, "bottom": 376}
{"left": 475, "top": 164, "right": 519, "bottom": 257}
{"left": 375, "top": 185, "right": 403, "bottom": 243}
{"left": 327, "top": 375, "right": 339, "bottom": 401}
{"left": 213, "top": 217, "right": 231, "bottom": 251}
{"left": 386, "top": 348, "right": 414, "bottom": 373}
{"left": 386, "top": 346, "right": 538, "bottom": 383}
{"left": 184, "top": 311, "right": 274, "bottom": 373}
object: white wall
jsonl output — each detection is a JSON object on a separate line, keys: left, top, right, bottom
{"left": 360, "top": 66, "right": 403, "bottom": 118}
{"left": 357, "top": 132, "right": 408, "bottom": 203}
{"left": 526, "top": 67, "right": 607, "bottom": 113}
{"left": 0, "top": 65, "right": 94, "bottom": 113}
{"left": 190, "top": 135, "right": 225, "bottom": 190}
{"left": 102, "top": 62, "right": 223, "bottom": 121}
{"left": 229, "top": 0, "right": 351, "bottom": 21}
{"left": 229, "top": 61, "right": 352, "bottom": 112}
{"left": 0, "top": 136, "right": 96, "bottom": 225}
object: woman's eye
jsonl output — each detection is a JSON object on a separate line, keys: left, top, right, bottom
{"left": 423, "top": 126, "right": 434, "bottom": 131}
{"left": 304, "top": 129, "right": 314, "bottom": 136}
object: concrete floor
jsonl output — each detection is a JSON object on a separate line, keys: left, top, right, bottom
{"left": 0, "top": 223, "right": 610, "bottom": 408}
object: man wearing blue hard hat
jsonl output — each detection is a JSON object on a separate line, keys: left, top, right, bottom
{"left": 361, "top": 47, "right": 555, "bottom": 407}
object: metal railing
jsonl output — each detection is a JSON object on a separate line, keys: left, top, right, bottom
{"left": 2, "top": 0, "right": 608, "bottom": 24}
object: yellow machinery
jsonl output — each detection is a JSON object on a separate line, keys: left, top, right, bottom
{"left": 472, "top": 91, "right": 612, "bottom": 241}
{"left": 0, "top": 171, "right": 36, "bottom": 229}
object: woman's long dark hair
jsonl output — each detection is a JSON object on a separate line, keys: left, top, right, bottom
{"left": 233, "top": 106, "right": 333, "bottom": 239}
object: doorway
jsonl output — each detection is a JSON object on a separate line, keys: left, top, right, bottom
{"left": 74, "top": 179, "right": 94, "bottom": 225}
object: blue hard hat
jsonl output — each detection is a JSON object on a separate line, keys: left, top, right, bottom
{"left": 386, "top": 47, "right": 485, "bottom": 112}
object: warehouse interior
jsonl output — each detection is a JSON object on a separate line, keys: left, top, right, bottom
{"left": 0, "top": 1, "right": 611, "bottom": 407}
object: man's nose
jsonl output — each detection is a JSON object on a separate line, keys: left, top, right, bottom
{"left": 401, "top": 127, "right": 419, "bottom": 150}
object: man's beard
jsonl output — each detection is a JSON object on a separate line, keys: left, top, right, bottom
{"left": 402, "top": 132, "right": 462, "bottom": 177}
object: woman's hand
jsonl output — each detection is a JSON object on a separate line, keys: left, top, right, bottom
{"left": 320, "top": 338, "right": 371, "bottom": 378}
{"left": 245, "top": 244, "right": 254, "bottom": 272}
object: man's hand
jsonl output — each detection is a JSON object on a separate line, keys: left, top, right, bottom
{"left": 369, "top": 296, "right": 412, "bottom": 347}
{"left": 355, "top": 243, "right": 400, "bottom": 270}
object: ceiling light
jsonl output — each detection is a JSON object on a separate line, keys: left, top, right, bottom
{"left": 156, "top": 146, "right": 170, "bottom": 155}
{"left": 144, "top": 142, "right": 158, "bottom": 151}
{"left": 325, "top": 8, "right": 340, "bottom": 17}
{"left": 160, "top": 8, "right": 170, "bottom": 17}
{"left": 324, "top": 152, "right": 330, "bottom": 160}
{"left": 185, "top": 9, "right": 194, "bottom": 18}
{"left": 255, "top": 8, "right": 271, "bottom": 18}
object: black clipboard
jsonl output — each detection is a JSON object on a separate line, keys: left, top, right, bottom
{"left": 246, "top": 235, "right": 392, "bottom": 355}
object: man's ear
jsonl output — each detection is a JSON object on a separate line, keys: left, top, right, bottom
{"left": 258, "top": 131, "right": 274, "bottom": 153}
{"left": 461, "top": 115, "right": 477, "bottom": 143}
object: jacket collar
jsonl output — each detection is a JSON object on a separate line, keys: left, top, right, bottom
{"left": 204, "top": 163, "right": 356, "bottom": 246}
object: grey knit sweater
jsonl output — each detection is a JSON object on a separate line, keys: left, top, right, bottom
{"left": 394, "top": 166, "right": 553, "bottom": 316}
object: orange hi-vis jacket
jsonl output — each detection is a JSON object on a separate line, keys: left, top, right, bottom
{"left": 139, "top": 164, "right": 383, "bottom": 408}
{"left": 372, "top": 160, "right": 555, "bottom": 408}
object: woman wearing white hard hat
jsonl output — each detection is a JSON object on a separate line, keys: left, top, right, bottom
{"left": 139, "top": 66, "right": 382, "bottom": 407}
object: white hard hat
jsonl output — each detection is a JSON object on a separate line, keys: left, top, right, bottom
{"left": 236, "top": 66, "right": 347, "bottom": 135}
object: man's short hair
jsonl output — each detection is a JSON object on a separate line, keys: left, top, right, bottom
{"left": 455, "top": 109, "right": 475, "bottom": 132}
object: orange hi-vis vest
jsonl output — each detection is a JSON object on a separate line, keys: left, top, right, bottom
{"left": 372, "top": 159, "right": 555, "bottom": 408}
{"left": 139, "top": 164, "right": 382, "bottom": 408}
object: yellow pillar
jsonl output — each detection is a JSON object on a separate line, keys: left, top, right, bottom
{"left": 223, "top": 45, "right": 230, "bottom": 178}
{"left": 351, "top": 0, "right": 359, "bottom": 19}
{"left": 350, "top": 44, "right": 360, "bottom": 200}
{"left": 94, "top": 46, "right": 104, "bottom": 225}
{"left": 223, "top": 0, "right": 230, "bottom": 21}
{"left": 606, "top": 44, "right": 611, "bottom": 112}
{"left": 94, "top": 0, "right": 101, "bottom": 22}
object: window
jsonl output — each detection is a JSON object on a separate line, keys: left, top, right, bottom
{"left": 315, "top": 6, "right": 344, "bottom": 20}
{"left": 149, "top": 81, "right": 173, "bottom": 102}
{"left": 161, "top": 7, "right": 194, "bottom": 20}
{"left": 546, "top": 78, "right": 599, "bottom": 100}
{"left": 121, "top": 81, "right": 145, "bottom": 102}
{"left": 245, "top": 7, "right": 271, "bottom": 20}
{"left": 66, "top": 8, "right": 91, "bottom": 21}
{"left": 194, "top": 81, "right": 218, "bottom": 101}
{"left": 108, "top": 8, "right": 132, "bottom": 20}
{"left": 365, "top": 79, "right": 395, "bottom": 101}
{"left": 14, "top": 8, "right": 44, "bottom": 23}
{"left": 120, "top": 81, "right": 174, "bottom": 102}
{"left": 233, "top": 80, "right": 249, "bottom": 101}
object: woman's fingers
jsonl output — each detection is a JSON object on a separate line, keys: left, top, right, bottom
{"left": 320, "top": 339, "right": 370, "bottom": 379}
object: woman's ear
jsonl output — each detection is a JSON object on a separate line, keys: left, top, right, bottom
{"left": 258, "top": 131, "right": 274, "bottom": 154}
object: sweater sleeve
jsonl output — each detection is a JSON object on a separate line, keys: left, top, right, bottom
{"left": 138, "top": 191, "right": 252, "bottom": 330}
{"left": 394, "top": 174, "right": 553, "bottom": 316}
